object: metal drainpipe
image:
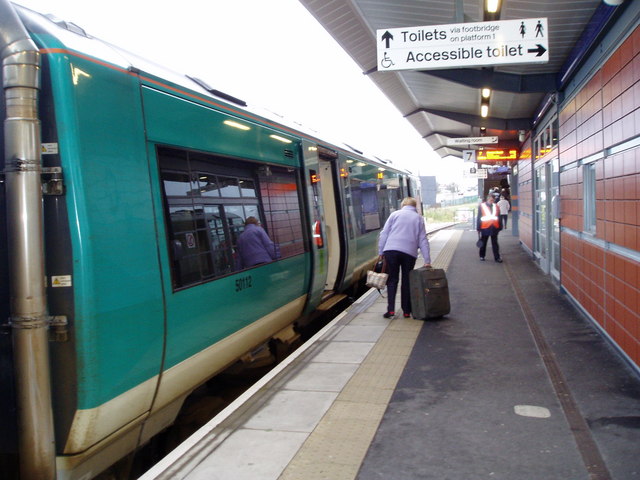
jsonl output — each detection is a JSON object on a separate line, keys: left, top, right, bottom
{"left": 1, "top": 1, "right": 56, "bottom": 478}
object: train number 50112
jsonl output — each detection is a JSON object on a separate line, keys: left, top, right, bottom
{"left": 235, "top": 276, "right": 253, "bottom": 292}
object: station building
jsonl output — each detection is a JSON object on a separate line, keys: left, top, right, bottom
{"left": 517, "top": 10, "right": 639, "bottom": 368}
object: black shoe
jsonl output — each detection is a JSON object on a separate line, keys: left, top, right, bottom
{"left": 495, "top": 258, "right": 503, "bottom": 263}
{"left": 383, "top": 311, "right": 395, "bottom": 318}
{"left": 480, "top": 257, "right": 485, "bottom": 261}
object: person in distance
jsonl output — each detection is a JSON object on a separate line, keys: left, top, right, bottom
{"left": 497, "top": 194, "right": 510, "bottom": 229}
{"left": 477, "top": 193, "right": 503, "bottom": 263}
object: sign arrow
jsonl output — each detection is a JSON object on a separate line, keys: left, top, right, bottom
{"left": 381, "top": 30, "right": 393, "bottom": 48}
{"left": 527, "top": 44, "right": 547, "bottom": 57}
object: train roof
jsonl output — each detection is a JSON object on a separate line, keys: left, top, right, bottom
{"left": 13, "top": 3, "right": 414, "bottom": 177}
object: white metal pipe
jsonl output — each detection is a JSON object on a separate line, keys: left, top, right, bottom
{"left": 1, "top": 1, "right": 56, "bottom": 478}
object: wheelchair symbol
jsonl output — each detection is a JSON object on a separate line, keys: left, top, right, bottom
{"left": 380, "top": 52, "right": 395, "bottom": 69}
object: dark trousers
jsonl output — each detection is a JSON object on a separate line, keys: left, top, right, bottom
{"left": 500, "top": 214, "right": 508, "bottom": 229}
{"left": 479, "top": 233, "right": 500, "bottom": 260}
{"left": 384, "top": 250, "right": 417, "bottom": 314}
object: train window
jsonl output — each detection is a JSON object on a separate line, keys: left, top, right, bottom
{"left": 219, "top": 177, "right": 241, "bottom": 197}
{"left": 163, "top": 171, "right": 193, "bottom": 197}
{"left": 260, "top": 171, "right": 305, "bottom": 259}
{"left": 197, "top": 174, "right": 221, "bottom": 197}
{"left": 167, "top": 205, "right": 215, "bottom": 285}
{"left": 239, "top": 179, "right": 256, "bottom": 197}
{"left": 204, "top": 205, "right": 233, "bottom": 276}
{"left": 346, "top": 163, "right": 383, "bottom": 236}
{"left": 158, "top": 146, "right": 306, "bottom": 289}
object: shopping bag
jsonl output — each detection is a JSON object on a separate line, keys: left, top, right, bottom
{"left": 366, "top": 270, "right": 388, "bottom": 289}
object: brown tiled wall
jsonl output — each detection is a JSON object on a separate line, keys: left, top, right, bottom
{"left": 558, "top": 26, "right": 640, "bottom": 366}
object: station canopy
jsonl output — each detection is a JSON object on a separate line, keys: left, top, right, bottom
{"left": 298, "top": 0, "right": 627, "bottom": 158}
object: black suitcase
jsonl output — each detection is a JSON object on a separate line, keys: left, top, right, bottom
{"left": 409, "top": 267, "right": 450, "bottom": 319}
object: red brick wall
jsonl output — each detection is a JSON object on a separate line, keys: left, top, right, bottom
{"left": 559, "top": 26, "right": 640, "bottom": 367}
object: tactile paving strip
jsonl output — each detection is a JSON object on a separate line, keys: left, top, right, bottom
{"left": 279, "top": 230, "right": 462, "bottom": 480}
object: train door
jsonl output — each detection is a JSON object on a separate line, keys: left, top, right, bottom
{"left": 316, "top": 147, "right": 346, "bottom": 292}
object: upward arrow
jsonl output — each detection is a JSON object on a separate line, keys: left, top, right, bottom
{"left": 527, "top": 44, "right": 547, "bottom": 57}
{"left": 381, "top": 31, "right": 393, "bottom": 48}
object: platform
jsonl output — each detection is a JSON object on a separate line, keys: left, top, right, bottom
{"left": 140, "top": 226, "right": 640, "bottom": 480}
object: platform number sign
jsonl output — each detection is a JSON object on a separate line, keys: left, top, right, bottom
{"left": 463, "top": 150, "right": 476, "bottom": 162}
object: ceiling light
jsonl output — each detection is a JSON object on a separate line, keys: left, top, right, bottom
{"left": 269, "top": 134, "right": 292, "bottom": 144}
{"left": 481, "top": 104, "right": 489, "bottom": 118}
{"left": 223, "top": 120, "right": 250, "bottom": 130}
{"left": 481, "top": 88, "right": 491, "bottom": 99}
{"left": 485, "top": 0, "right": 500, "bottom": 13}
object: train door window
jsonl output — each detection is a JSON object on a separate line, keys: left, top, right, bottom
{"left": 349, "top": 178, "right": 363, "bottom": 234}
{"left": 158, "top": 146, "right": 306, "bottom": 290}
{"left": 309, "top": 170, "right": 324, "bottom": 248}
{"left": 340, "top": 161, "right": 355, "bottom": 240}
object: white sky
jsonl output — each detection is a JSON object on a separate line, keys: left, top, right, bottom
{"left": 15, "top": 0, "right": 468, "bottom": 185}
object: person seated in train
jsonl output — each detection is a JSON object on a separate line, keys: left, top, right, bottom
{"left": 236, "top": 216, "right": 278, "bottom": 268}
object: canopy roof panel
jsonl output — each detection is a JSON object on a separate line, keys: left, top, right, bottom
{"left": 299, "top": 0, "right": 623, "bottom": 157}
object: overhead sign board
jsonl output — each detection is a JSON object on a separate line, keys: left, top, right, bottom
{"left": 477, "top": 148, "right": 519, "bottom": 162}
{"left": 377, "top": 18, "right": 548, "bottom": 71}
{"left": 448, "top": 136, "right": 498, "bottom": 146}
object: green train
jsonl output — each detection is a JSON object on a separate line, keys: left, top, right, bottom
{"left": 0, "top": 2, "right": 421, "bottom": 478}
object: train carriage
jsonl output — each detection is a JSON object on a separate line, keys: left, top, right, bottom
{"left": 0, "top": 2, "right": 420, "bottom": 478}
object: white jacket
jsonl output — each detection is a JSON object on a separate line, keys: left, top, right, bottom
{"left": 497, "top": 199, "right": 510, "bottom": 214}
